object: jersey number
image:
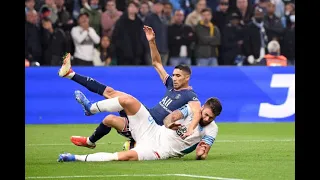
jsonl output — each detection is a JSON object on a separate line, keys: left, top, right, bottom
{"left": 176, "top": 125, "right": 187, "bottom": 138}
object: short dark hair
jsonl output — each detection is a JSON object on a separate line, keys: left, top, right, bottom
{"left": 201, "top": 8, "right": 212, "bottom": 14}
{"left": 174, "top": 64, "right": 191, "bottom": 75}
{"left": 140, "top": 1, "right": 149, "bottom": 6}
{"left": 163, "top": 2, "right": 173, "bottom": 8}
{"left": 127, "top": 0, "right": 139, "bottom": 8}
{"left": 205, "top": 97, "right": 222, "bottom": 117}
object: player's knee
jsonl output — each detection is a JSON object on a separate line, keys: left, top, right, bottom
{"left": 117, "top": 151, "right": 138, "bottom": 161}
{"left": 118, "top": 95, "right": 135, "bottom": 107}
{"left": 103, "top": 87, "right": 115, "bottom": 99}
{"left": 102, "top": 114, "right": 121, "bottom": 127}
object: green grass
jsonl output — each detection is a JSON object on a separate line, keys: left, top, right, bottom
{"left": 25, "top": 123, "right": 295, "bottom": 180}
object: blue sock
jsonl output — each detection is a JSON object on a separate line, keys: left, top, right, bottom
{"left": 69, "top": 154, "right": 76, "bottom": 161}
{"left": 71, "top": 74, "right": 107, "bottom": 96}
{"left": 89, "top": 122, "right": 111, "bottom": 143}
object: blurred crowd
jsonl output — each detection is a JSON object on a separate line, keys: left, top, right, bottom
{"left": 25, "top": 0, "right": 295, "bottom": 66}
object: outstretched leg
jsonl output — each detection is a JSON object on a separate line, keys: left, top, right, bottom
{"left": 57, "top": 150, "right": 138, "bottom": 162}
{"left": 58, "top": 53, "right": 126, "bottom": 99}
{"left": 75, "top": 90, "right": 141, "bottom": 116}
{"left": 71, "top": 114, "right": 127, "bottom": 149}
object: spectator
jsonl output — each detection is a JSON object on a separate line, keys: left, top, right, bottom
{"left": 115, "top": 0, "right": 126, "bottom": 12}
{"left": 40, "top": 0, "right": 58, "bottom": 24}
{"left": 243, "top": 6, "right": 268, "bottom": 65}
{"left": 195, "top": 8, "right": 221, "bottom": 66}
{"left": 145, "top": 1, "right": 169, "bottom": 65}
{"left": 163, "top": 1, "right": 174, "bottom": 24}
{"left": 235, "top": 0, "right": 253, "bottom": 25}
{"left": 221, "top": 12, "right": 245, "bottom": 65}
{"left": 71, "top": 12, "right": 100, "bottom": 66}
{"left": 185, "top": 0, "right": 206, "bottom": 29}
{"left": 180, "top": 0, "right": 194, "bottom": 16}
{"left": 271, "top": 0, "right": 284, "bottom": 18}
{"left": 138, "top": 1, "right": 151, "bottom": 22}
{"left": 212, "top": 0, "right": 230, "bottom": 65}
{"left": 212, "top": 0, "right": 230, "bottom": 32}
{"left": 112, "top": 1, "right": 146, "bottom": 65}
{"left": 93, "top": 35, "right": 112, "bottom": 66}
{"left": 72, "top": 0, "right": 82, "bottom": 20}
{"left": 264, "top": 0, "right": 284, "bottom": 41}
{"left": 80, "top": 0, "right": 102, "bottom": 36}
{"left": 255, "top": 0, "right": 269, "bottom": 13}
{"left": 25, "top": 10, "right": 42, "bottom": 64}
{"left": 55, "top": 0, "right": 74, "bottom": 31}
{"left": 282, "top": 2, "right": 294, "bottom": 28}
{"left": 258, "top": 40, "right": 287, "bottom": 66}
{"left": 35, "top": 0, "right": 45, "bottom": 12}
{"left": 25, "top": 59, "right": 30, "bottom": 67}
{"left": 281, "top": 10, "right": 294, "bottom": 65}
{"left": 41, "top": 17, "right": 69, "bottom": 66}
{"left": 168, "top": 0, "right": 182, "bottom": 12}
{"left": 55, "top": 0, "right": 74, "bottom": 55}
{"left": 101, "top": 0, "right": 123, "bottom": 38}
{"left": 25, "top": 0, "right": 36, "bottom": 14}
{"left": 63, "top": 0, "right": 74, "bottom": 18}
{"left": 168, "top": 10, "right": 196, "bottom": 66}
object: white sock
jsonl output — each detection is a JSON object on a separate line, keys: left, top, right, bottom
{"left": 86, "top": 137, "right": 94, "bottom": 146}
{"left": 75, "top": 152, "right": 119, "bottom": 162}
{"left": 90, "top": 97, "right": 123, "bottom": 113}
{"left": 66, "top": 71, "right": 75, "bottom": 79}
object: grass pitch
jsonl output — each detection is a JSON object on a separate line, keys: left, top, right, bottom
{"left": 25, "top": 123, "right": 294, "bottom": 180}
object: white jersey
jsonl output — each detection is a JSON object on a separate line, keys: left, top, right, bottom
{"left": 159, "top": 104, "right": 218, "bottom": 158}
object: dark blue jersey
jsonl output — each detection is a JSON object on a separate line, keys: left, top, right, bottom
{"left": 148, "top": 74, "right": 198, "bottom": 125}
{"left": 118, "top": 74, "right": 198, "bottom": 140}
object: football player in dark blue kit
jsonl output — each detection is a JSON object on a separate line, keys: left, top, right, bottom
{"left": 58, "top": 26, "right": 201, "bottom": 149}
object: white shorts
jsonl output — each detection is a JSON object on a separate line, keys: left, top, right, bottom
{"left": 131, "top": 144, "right": 169, "bottom": 161}
{"left": 127, "top": 104, "right": 170, "bottom": 160}
{"left": 127, "top": 104, "right": 160, "bottom": 143}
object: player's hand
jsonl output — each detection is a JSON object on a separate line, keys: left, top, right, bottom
{"left": 195, "top": 141, "right": 206, "bottom": 159}
{"left": 182, "top": 128, "right": 194, "bottom": 139}
{"left": 167, "top": 122, "right": 181, "bottom": 130}
{"left": 143, "top": 25, "right": 155, "bottom": 42}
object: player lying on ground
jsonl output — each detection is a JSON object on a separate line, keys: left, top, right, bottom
{"left": 58, "top": 26, "right": 201, "bottom": 149}
{"left": 58, "top": 91, "right": 222, "bottom": 162}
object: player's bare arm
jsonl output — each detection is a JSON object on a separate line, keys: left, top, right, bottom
{"left": 195, "top": 141, "right": 211, "bottom": 160}
{"left": 163, "top": 110, "right": 184, "bottom": 130}
{"left": 182, "top": 101, "right": 202, "bottom": 138}
{"left": 143, "top": 25, "right": 168, "bottom": 82}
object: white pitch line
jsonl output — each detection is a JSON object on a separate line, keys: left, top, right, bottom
{"left": 25, "top": 174, "right": 244, "bottom": 180}
{"left": 174, "top": 174, "right": 244, "bottom": 180}
{"left": 25, "top": 139, "right": 294, "bottom": 146}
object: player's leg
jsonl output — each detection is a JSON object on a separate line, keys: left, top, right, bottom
{"left": 57, "top": 150, "right": 138, "bottom": 162}
{"left": 75, "top": 90, "right": 141, "bottom": 116}
{"left": 58, "top": 53, "right": 126, "bottom": 99}
{"left": 71, "top": 114, "right": 126, "bottom": 148}
{"left": 75, "top": 90, "right": 159, "bottom": 142}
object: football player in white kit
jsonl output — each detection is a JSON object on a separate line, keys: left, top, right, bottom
{"left": 57, "top": 91, "right": 222, "bottom": 162}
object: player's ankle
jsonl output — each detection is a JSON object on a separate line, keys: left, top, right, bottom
{"left": 65, "top": 71, "right": 75, "bottom": 79}
{"left": 87, "top": 137, "right": 94, "bottom": 146}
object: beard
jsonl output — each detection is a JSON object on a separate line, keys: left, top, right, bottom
{"left": 199, "top": 119, "right": 206, "bottom": 127}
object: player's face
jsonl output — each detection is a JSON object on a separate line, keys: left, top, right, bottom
{"left": 199, "top": 105, "right": 215, "bottom": 126}
{"left": 172, "top": 69, "right": 190, "bottom": 89}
